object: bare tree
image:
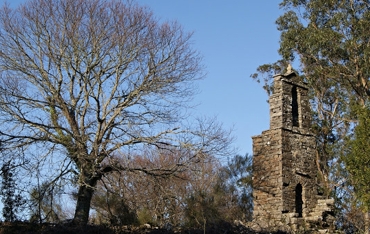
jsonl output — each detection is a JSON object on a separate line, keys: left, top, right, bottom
{"left": 92, "top": 148, "right": 223, "bottom": 228}
{"left": 0, "top": 0, "right": 232, "bottom": 225}
{"left": 92, "top": 149, "right": 191, "bottom": 227}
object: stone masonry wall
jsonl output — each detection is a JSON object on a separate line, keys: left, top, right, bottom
{"left": 251, "top": 71, "right": 334, "bottom": 232}
{"left": 281, "top": 129, "right": 317, "bottom": 215}
{"left": 252, "top": 129, "right": 283, "bottom": 227}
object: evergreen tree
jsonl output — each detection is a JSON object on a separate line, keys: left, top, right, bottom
{"left": 0, "top": 161, "right": 24, "bottom": 222}
{"left": 29, "top": 182, "right": 66, "bottom": 223}
{"left": 344, "top": 105, "right": 370, "bottom": 210}
{"left": 220, "top": 154, "right": 253, "bottom": 221}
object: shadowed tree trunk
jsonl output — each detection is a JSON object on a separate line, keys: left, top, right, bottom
{"left": 73, "top": 177, "right": 98, "bottom": 225}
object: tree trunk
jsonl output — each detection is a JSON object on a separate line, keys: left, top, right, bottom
{"left": 73, "top": 178, "right": 97, "bottom": 225}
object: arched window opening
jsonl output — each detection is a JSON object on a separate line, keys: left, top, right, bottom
{"left": 292, "top": 86, "right": 299, "bottom": 127}
{"left": 295, "top": 183, "right": 303, "bottom": 217}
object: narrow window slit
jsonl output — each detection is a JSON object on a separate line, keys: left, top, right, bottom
{"left": 292, "top": 86, "right": 299, "bottom": 127}
{"left": 295, "top": 183, "right": 303, "bottom": 217}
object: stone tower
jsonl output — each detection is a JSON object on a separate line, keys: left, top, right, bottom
{"left": 251, "top": 70, "right": 334, "bottom": 231}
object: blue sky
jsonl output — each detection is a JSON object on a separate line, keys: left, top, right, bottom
{"left": 135, "top": 1, "right": 283, "bottom": 156}
{"left": 6, "top": 0, "right": 283, "bottom": 157}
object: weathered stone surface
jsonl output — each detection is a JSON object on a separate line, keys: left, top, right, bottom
{"left": 251, "top": 72, "right": 336, "bottom": 233}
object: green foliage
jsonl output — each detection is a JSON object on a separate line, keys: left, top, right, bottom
{"left": 184, "top": 190, "right": 221, "bottom": 229}
{"left": 92, "top": 191, "right": 138, "bottom": 226}
{"left": 184, "top": 153, "right": 254, "bottom": 228}
{"left": 29, "top": 182, "right": 66, "bottom": 223}
{"left": 277, "top": 0, "right": 370, "bottom": 104}
{"left": 252, "top": 0, "right": 370, "bottom": 229}
{"left": 253, "top": 0, "right": 370, "bottom": 105}
{"left": 343, "top": 105, "right": 370, "bottom": 211}
{"left": 219, "top": 154, "right": 253, "bottom": 220}
{"left": 137, "top": 208, "right": 155, "bottom": 226}
{"left": 0, "top": 161, "right": 25, "bottom": 222}
{"left": 224, "top": 154, "right": 253, "bottom": 188}
{"left": 250, "top": 60, "right": 288, "bottom": 96}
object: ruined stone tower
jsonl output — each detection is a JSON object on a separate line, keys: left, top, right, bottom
{"left": 251, "top": 70, "right": 334, "bottom": 231}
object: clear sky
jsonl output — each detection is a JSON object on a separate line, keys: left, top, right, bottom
{"left": 134, "top": 1, "right": 283, "bottom": 156}
{"left": 5, "top": 0, "right": 283, "bottom": 157}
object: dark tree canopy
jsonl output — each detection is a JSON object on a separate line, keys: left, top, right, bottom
{"left": 0, "top": 161, "right": 25, "bottom": 222}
